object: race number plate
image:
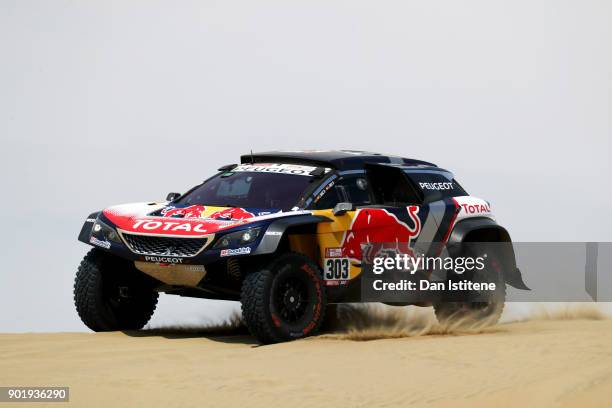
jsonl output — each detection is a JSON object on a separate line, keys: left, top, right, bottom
{"left": 323, "top": 257, "right": 349, "bottom": 281}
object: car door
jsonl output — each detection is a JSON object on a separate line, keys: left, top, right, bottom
{"left": 312, "top": 167, "right": 427, "bottom": 284}
{"left": 309, "top": 174, "right": 370, "bottom": 282}
{"left": 342, "top": 164, "right": 426, "bottom": 262}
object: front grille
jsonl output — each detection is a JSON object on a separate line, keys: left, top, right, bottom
{"left": 121, "top": 234, "right": 208, "bottom": 257}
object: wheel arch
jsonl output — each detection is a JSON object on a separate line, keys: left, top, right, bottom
{"left": 251, "top": 214, "right": 331, "bottom": 256}
{"left": 447, "top": 218, "right": 529, "bottom": 290}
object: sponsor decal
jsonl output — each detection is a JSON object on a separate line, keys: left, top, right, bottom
{"left": 460, "top": 202, "right": 491, "bottom": 214}
{"left": 162, "top": 205, "right": 206, "bottom": 218}
{"left": 209, "top": 207, "right": 254, "bottom": 220}
{"left": 220, "top": 247, "right": 251, "bottom": 257}
{"left": 132, "top": 219, "right": 209, "bottom": 233}
{"left": 325, "top": 247, "right": 343, "bottom": 258}
{"left": 85, "top": 218, "right": 96, "bottom": 223}
{"left": 443, "top": 197, "right": 495, "bottom": 243}
{"left": 144, "top": 256, "right": 183, "bottom": 264}
{"left": 232, "top": 163, "right": 321, "bottom": 176}
{"left": 104, "top": 203, "right": 306, "bottom": 237}
{"left": 182, "top": 264, "right": 206, "bottom": 272}
{"left": 419, "top": 182, "right": 454, "bottom": 190}
{"left": 265, "top": 230, "right": 283, "bottom": 236}
{"left": 452, "top": 196, "right": 494, "bottom": 221}
{"left": 161, "top": 205, "right": 257, "bottom": 221}
{"left": 314, "top": 180, "right": 336, "bottom": 203}
{"left": 90, "top": 236, "right": 111, "bottom": 249}
{"left": 341, "top": 206, "right": 422, "bottom": 262}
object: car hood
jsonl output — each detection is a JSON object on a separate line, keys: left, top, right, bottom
{"left": 102, "top": 202, "right": 308, "bottom": 236}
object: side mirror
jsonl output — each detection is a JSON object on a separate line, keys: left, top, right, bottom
{"left": 309, "top": 167, "right": 326, "bottom": 177}
{"left": 333, "top": 202, "right": 354, "bottom": 216}
{"left": 166, "top": 192, "right": 181, "bottom": 202}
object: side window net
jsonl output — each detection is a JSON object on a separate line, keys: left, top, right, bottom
{"left": 313, "top": 185, "right": 344, "bottom": 209}
{"left": 312, "top": 175, "right": 373, "bottom": 209}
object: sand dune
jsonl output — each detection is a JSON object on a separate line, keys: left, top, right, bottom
{"left": 1, "top": 309, "right": 612, "bottom": 408}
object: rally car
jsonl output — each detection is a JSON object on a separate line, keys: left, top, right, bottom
{"left": 75, "top": 150, "right": 528, "bottom": 343}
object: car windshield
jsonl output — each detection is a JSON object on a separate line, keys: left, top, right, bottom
{"left": 175, "top": 163, "right": 322, "bottom": 211}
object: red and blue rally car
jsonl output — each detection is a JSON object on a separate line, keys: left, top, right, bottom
{"left": 75, "top": 150, "right": 527, "bottom": 343}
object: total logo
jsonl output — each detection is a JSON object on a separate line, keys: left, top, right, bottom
{"left": 144, "top": 256, "right": 183, "bottom": 264}
{"left": 452, "top": 196, "right": 495, "bottom": 222}
{"left": 132, "top": 219, "right": 208, "bottom": 233}
{"left": 460, "top": 203, "right": 491, "bottom": 214}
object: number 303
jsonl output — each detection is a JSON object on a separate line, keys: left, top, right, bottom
{"left": 325, "top": 258, "right": 349, "bottom": 280}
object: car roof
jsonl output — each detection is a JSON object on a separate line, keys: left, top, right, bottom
{"left": 240, "top": 150, "right": 437, "bottom": 170}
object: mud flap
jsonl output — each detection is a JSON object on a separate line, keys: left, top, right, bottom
{"left": 504, "top": 267, "right": 530, "bottom": 290}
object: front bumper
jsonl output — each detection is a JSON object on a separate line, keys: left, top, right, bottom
{"left": 79, "top": 212, "right": 261, "bottom": 267}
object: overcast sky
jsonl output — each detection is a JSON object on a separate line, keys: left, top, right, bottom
{"left": 1, "top": 0, "right": 610, "bottom": 332}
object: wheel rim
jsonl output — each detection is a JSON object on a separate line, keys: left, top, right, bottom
{"left": 272, "top": 275, "right": 310, "bottom": 324}
{"left": 102, "top": 272, "right": 140, "bottom": 312}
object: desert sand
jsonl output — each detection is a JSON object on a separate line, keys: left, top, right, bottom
{"left": 1, "top": 306, "right": 612, "bottom": 408}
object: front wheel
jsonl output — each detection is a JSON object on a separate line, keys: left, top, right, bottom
{"left": 74, "top": 249, "right": 159, "bottom": 331}
{"left": 241, "top": 252, "right": 326, "bottom": 344}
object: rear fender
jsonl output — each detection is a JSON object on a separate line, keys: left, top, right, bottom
{"left": 447, "top": 218, "right": 529, "bottom": 290}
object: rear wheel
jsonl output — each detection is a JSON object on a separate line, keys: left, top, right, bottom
{"left": 241, "top": 252, "right": 326, "bottom": 344}
{"left": 434, "top": 245, "right": 505, "bottom": 328}
{"left": 74, "top": 249, "right": 159, "bottom": 331}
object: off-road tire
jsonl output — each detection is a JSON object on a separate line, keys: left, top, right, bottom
{"left": 74, "top": 248, "right": 158, "bottom": 331}
{"left": 241, "top": 252, "right": 326, "bottom": 344}
{"left": 434, "top": 245, "right": 506, "bottom": 328}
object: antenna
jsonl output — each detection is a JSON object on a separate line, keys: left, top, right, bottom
{"left": 250, "top": 149, "right": 254, "bottom": 164}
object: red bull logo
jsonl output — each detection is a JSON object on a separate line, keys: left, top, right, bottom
{"left": 161, "top": 205, "right": 255, "bottom": 221}
{"left": 162, "top": 205, "right": 205, "bottom": 218}
{"left": 209, "top": 207, "right": 254, "bottom": 220}
{"left": 341, "top": 206, "right": 421, "bottom": 262}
